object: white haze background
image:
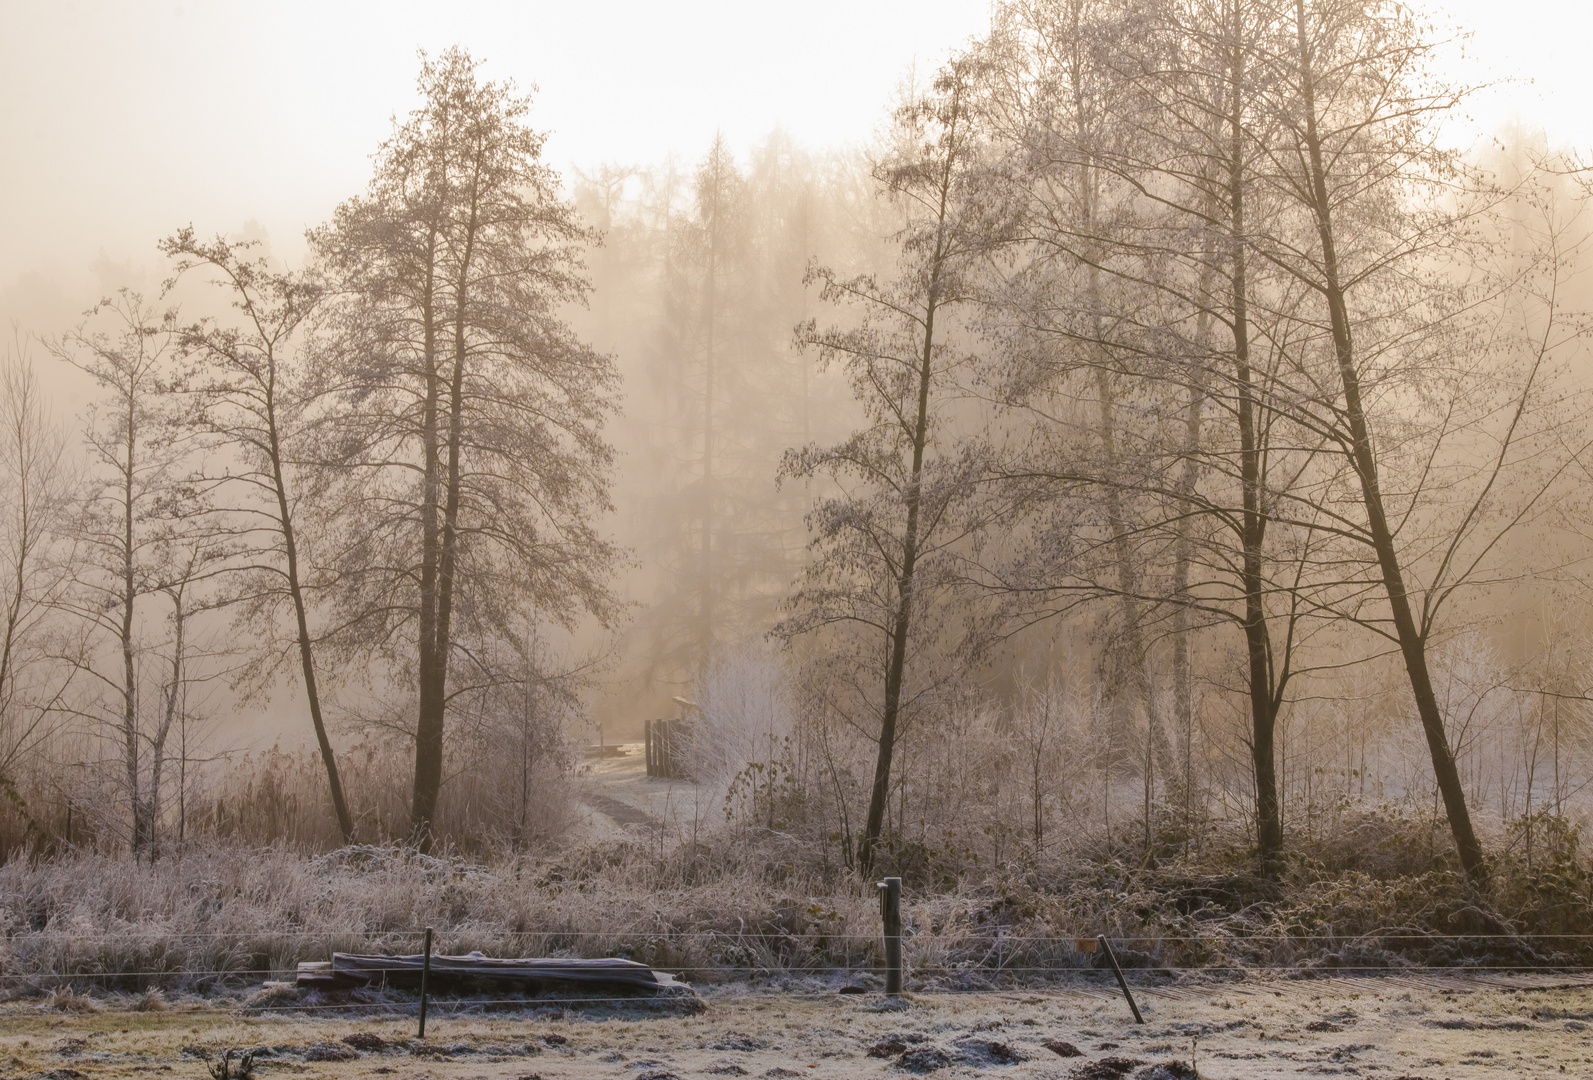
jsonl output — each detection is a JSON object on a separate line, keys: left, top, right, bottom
{"left": 0, "top": 0, "right": 1589, "bottom": 314}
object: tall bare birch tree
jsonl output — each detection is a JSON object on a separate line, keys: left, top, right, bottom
{"left": 780, "top": 64, "right": 1007, "bottom": 873}
{"left": 1207, "top": 0, "right": 1593, "bottom": 879}
{"left": 161, "top": 229, "right": 355, "bottom": 842}
{"left": 0, "top": 345, "right": 73, "bottom": 822}
{"left": 54, "top": 293, "right": 186, "bottom": 852}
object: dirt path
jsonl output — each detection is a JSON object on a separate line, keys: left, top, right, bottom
{"left": 580, "top": 790, "right": 660, "bottom": 829}
{"left": 3, "top": 975, "right": 1590, "bottom": 1079}
{"left": 575, "top": 742, "right": 706, "bottom": 836}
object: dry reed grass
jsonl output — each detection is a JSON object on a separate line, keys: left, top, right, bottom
{"left": 0, "top": 796, "right": 1586, "bottom": 1000}
{"left": 1, "top": 650, "right": 1589, "bottom": 997}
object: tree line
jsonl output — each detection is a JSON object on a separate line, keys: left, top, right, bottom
{"left": 555, "top": 0, "right": 1592, "bottom": 884}
{"left": 0, "top": 49, "right": 614, "bottom": 853}
{"left": 773, "top": 0, "right": 1593, "bottom": 878}
{"left": 1, "top": 1, "right": 1590, "bottom": 884}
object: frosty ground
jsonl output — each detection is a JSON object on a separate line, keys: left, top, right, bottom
{"left": 3, "top": 975, "right": 1590, "bottom": 1080}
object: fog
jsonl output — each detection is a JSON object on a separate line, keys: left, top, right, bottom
{"left": 2, "top": 0, "right": 1588, "bottom": 306}
{"left": 2, "top": 0, "right": 1593, "bottom": 880}
{"left": 0, "top": 0, "right": 993, "bottom": 301}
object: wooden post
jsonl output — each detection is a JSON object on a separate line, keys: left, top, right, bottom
{"left": 877, "top": 876, "right": 902, "bottom": 995}
{"left": 645, "top": 720, "right": 654, "bottom": 776}
{"left": 418, "top": 927, "right": 433, "bottom": 1038}
{"left": 1097, "top": 935, "right": 1144, "bottom": 1024}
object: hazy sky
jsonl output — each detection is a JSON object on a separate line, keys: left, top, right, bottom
{"left": 1, "top": 0, "right": 1589, "bottom": 329}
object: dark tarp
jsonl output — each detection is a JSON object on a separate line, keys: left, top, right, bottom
{"left": 296, "top": 951, "right": 667, "bottom": 992}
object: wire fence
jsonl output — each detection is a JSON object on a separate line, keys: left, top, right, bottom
{"left": 6, "top": 927, "right": 1593, "bottom": 998}
{"left": 9, "top": 929, "right": 1593, "bottom": 938}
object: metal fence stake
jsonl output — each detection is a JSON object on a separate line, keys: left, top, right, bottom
{"left": 1098, "top": 935, "right": 1144, "bottom": 1023}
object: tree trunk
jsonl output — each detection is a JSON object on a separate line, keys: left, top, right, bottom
{"left": 121, "top": 389, "right": 144, "bottom": 854}
{"left": 411, "top": 223, "right": 445, "bottom": 846}
{"left": 858, "top": 113, "right": 959, "bottom": 874}
{"left": 1292, "top": 0, "right": 1484, "bottom": 880}
{"left": 1224, "top": 17, "right": 1284, "bottom": 867}
{"left": 1071, "top": 33, "right": 1174, "bottom": 786}
{"left": 416, "top": 171, "right": 483, "bottom": 848}
{"left": 860, "top": 286, "right": 938, "bottom": 877}
{"left": 146, "top": 586, "right": 185, "bottom": 858}
{"left": 701, "top": 154, "right": 718, "bottom": 667}
{"left": 1169, "top": 312, "right": 1207, "bottom": 829}
{"left": 269, "top": 388, "right": 354, "bottom": 842}
{"left": 1094, "top": 366, "right": 1175, "bottom": 786}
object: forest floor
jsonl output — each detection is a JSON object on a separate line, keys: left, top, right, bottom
{"left": 3, "top": 974, "right": 1591, "bottom": 1080}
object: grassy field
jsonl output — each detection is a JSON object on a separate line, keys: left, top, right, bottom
{"left": 5, "top": 744, "right": 1593, "bottom": 1078}
{"left": 2, "top": 976, "right": 1590, "bottom": 1080}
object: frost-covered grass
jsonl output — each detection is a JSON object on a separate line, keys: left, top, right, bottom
{"left": 0, "top": 839, "right": 886, "bottom": 994}
{"left": 1, "top": 801, "right": 1588, "bottom": 1000}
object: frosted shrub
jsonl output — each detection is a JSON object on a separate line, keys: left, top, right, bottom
{"left": 692, "top": 642, "right": 798, "bottom": 822}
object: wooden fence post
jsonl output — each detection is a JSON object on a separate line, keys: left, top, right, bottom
{"left": 878, "top": 876, "right": 902, "bottom": 995}
{"left": 418, "top": 927, "right": 433, "bottom": 1038}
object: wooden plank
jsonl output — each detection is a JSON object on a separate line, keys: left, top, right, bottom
{"left": 294, "top": 961, "right": 342, "bottom": 989}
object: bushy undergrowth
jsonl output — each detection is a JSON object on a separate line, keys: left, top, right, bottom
{"left": 2, "top": 798, "right": 1590, "bottom": 997}
{"left": 0, "top": 738, "right": 577, "bottom": 858}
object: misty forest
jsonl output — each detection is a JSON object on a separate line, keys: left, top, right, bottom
{"left": 8, "top": 0, "right": 1593, "bottom": 996}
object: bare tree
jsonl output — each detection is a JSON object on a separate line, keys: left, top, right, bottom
{"left": 312, "top": 49, "right": 620, "bottom": 845}
{"left": 0, "top": 342, "right": 74, "bottom": 823}
{"left": 161, "top": 228, "right": 355, "bottom": 843}
{"left": 974, "top": 0, "right": 1336, "bottom": 865}
{"left": 1011, "top": 675, "right": 1077, "bottom": 852}
{"left": 137, "top": 537, "right": 230, "bottom": 854}
{"left": 780, "top": 63, "right": 1011, "bottom": 873}
{"left": 53, "top": 292, "right": 184, "bottom": 852}
{"left": 1244, "top": 0, "right": 1593, "bottom": 879}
